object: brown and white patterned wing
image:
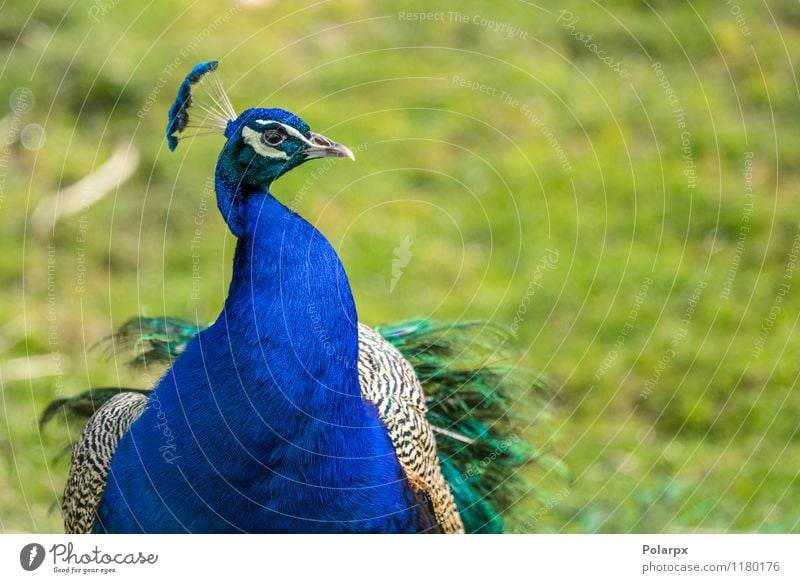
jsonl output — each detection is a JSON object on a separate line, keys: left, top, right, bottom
{"left": 357, "top": 323, "right": 464, "bottom": 533}
{"left": 62, "top": 392, "right": 148, "bottom": 533}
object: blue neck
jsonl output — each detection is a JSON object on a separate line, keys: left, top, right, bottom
{"left": 99, "top": 189, "right": 434, "bottom": 532}
{"left": 214, "top": 136, "right": 301, "bottom": 237}
{"left": 214, "top": 143, "right": 248, "bottom": 237}
{"left": 221, "top": 193, "right": 362, "bottom": 408}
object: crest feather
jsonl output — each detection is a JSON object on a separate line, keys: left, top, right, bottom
{"left": 166, "top": 60, "right": 236, "bottom": 151}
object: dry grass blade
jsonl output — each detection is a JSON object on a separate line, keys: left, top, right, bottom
{"left": 31, "top": 140, "right": 140, "bottom": 237}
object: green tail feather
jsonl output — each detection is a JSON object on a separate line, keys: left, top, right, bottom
{"left": 47, "top": 316, "right": 567, "bottom": 533}
{"left": 40, "top": 387, "right": 148, "bottom": 427}
{"left": 438, "top": 456, "right": 504, "bottom": 533}
{"left": 42, "top": 318, "right": 203, "bottom": 434}
{"left": 97, "top": 317, "right": 201, "bottom": 367}
{"left": 375, "top": 319, "right": 567, "bottom": 533}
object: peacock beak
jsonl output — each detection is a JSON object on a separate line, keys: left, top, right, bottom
{"left": 303, "top": 132, "right": 355, "bottom": 161}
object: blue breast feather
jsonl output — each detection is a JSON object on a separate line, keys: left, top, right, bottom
{"left": 96, "top": 194, "right": 437, "bottom": 533}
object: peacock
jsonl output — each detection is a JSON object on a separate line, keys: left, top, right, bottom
{"left": 42, "top": 61, "right": 563, "bottom": 533}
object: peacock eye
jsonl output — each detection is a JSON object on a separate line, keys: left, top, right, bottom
{"left": 262, "top": 128, "right": 285, "bottom": 147}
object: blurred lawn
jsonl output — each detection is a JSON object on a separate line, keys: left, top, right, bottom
{"left": 1, "top": 0, "right": 799, "bottom": 533}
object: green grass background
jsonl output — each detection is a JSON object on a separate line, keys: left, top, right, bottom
{"left": 1, "top": 0, "right": 799, "bottom": 533}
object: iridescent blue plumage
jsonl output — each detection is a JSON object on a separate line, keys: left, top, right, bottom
{"left": 99, "top": 65, "right": 440, "bottom": 532}
{"left": 44, "top": 61, "right": 563, "bottom": 534}
{"left": 97, "top": 195, "right": 438, "bottom": 533}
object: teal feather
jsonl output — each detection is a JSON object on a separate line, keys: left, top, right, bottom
{"left": 375, "top": 319, "right": 568, "bottom": 532}
{"left": 438, "top": 456, "right": 504, "bottom": 533}
{"left": 97, "top": 317, "right": 202, "bottom": 367}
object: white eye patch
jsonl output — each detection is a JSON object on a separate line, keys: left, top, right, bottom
{"left": 254, "top": 119, "right": 315, "bottom": 147}
{"left": 242, "top": 126, "right": 289, "bottom": 159}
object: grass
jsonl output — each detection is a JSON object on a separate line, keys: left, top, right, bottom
{"left": 1, "top": 0, "right": 799, "bottom": 533}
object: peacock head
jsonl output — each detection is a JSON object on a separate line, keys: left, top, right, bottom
{"left": 166, "top": 61, "right": 354, "bottom": 236}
